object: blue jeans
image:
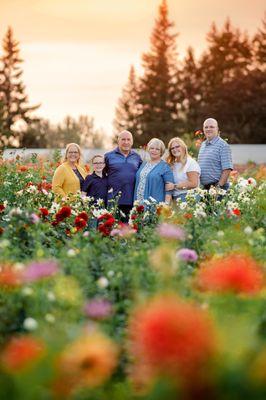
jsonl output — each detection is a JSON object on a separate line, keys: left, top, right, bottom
{"left": 173, "top": 193, "right": 187, "bottom": 202}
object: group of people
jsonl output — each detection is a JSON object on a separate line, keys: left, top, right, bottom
{"left": 52, "top": 117, "right": 233, "bottom": 219}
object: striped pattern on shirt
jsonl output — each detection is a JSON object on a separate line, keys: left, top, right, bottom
{"left": 198, "top": 136, "right": 233, "bottom": 185}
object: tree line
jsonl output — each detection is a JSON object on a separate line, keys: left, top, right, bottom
{"left": 114, "top": 0, "right": 266, "bottom": 145}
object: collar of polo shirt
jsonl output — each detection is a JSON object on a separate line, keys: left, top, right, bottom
{"left": 206, "top": 136, "right": 219, "bottom": 145}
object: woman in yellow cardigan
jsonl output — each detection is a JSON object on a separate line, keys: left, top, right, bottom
{"left": 52, "top": 143, "right": 87, "bottom": 197}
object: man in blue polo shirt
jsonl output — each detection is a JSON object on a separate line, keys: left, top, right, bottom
{"left": 104, "top": 130, "right": 142, "bottom": 219}
{"left": 198, "top": 118, "right": 233, "bottom": 190}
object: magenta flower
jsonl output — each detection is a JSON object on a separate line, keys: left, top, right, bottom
{"left": 157, "top": 223, "right": 185, "bottom": 240}
{"left": 176, "top": 248, "right": 198, "bottom": 262}
{"left": 84, "top": 298, "right": 113, "bottom": 320}
{"left": 23, "top": 260, "right": 59, "bottom": 282}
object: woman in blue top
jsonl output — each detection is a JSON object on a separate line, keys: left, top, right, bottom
{"left": 134, "top": 138, "right": 174, "bottom": 204}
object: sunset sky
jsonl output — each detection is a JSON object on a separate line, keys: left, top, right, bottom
{"left": 1, "top": 0, "right": 265, "bottom": 136}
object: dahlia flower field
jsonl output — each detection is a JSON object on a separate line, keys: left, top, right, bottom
{"left": 0, "top": 156, "right": 265, "bottom": 400}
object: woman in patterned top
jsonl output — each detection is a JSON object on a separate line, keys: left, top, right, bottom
{"left": 134, "top": 138, "right": 174, "bottom": 204}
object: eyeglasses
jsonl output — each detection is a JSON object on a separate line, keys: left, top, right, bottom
{"left": 170, "top": 145, "right": 181, "bottom": 151}
{"left": 68, "top": 151, "right": 79, "bottom": 154}
{"left": 93, "top": 162, "right": 104, "bottom": 165}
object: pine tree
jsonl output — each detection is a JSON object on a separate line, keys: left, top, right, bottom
{"left": 135, "top": 0, "right": 180, "bottom": 146}
{"left": 198, "top": 19, "right": 253, "bottom": 142}
{"left": 0, "top": 27, "right": 39, "bottom": 147}
{"left": 113, "top": 66, "right": 140, "bottom": 142}
{"left": 180, "top": 46, "right": 203, "bottom": 132}
{"left": 253, "top": 13, "right": 266, "bottom": 69}
{"left": 200, "top": 19, "right": 251, "bottom": 88}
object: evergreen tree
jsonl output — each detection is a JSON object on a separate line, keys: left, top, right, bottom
{"left": 198, "top": 19, "right": 253, "bottom": 142}
{"left": 0, "top": 27, "right": 39, "bottom": 147}
{"left": 180, "top": 46, "right": 203, "bottom": 132}
{"left": 135, "top": 0, "right": 180, "bottom": 146}
{"left": 247, "top": 15, "right": 266, "bottom": 143}
{"left": 113, "top": 66, "right": 140, "bottom": 142}
{"left": 253, "top": 13, "right": 266, "bottom": 69}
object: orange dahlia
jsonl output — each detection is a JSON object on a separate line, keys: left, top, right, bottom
{"left": 1, "top": 336, "right": 45, "bottom": 372}
{"left": 54, "top": 333, "right": 118, "bottom": 396}
{"left": 128, "top": 294, "right": 215, "bottom": 381}
{"left": 197, "top": 254, "right": 264, "bottom": 294}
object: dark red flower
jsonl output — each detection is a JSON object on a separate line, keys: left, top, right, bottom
{"left": 98, "top": 224, "right": 110, "bottom": 236}
{"left": 132, "top": 223, "right": 138, "bottom": 231}
{"left": 74, "top": 216, "right": 87, "bottom": 230}
{"left": 0, "top": 204, "right": 5, "bottom": 213}
{"left": 130, "top": 214, "right": 137, "bottom": 220}
{"left": 56, "top": 206, "right": 72, "bottom": 221}
{"left": 98, "top": 213, "right": 113, "bottom": 221}
{"left": 0, "top": 227, "right": 4, "bottom": 235}
{"left": 51, "top": 220, "right": 59, "bottom": 227}
{"left": 103, "top": 217, "right": 115, "bottom": 227}
{"left": 136, "top": 205, "right": 144, "bottom": 213}
{"left": 38, "top": 181, "right": 52, "bottom": 191}
{"left": 39, "top": 207, "right": 49, "bottom": 217}
{"left": 77, "top": 211, "right": 89, "bottom": 222}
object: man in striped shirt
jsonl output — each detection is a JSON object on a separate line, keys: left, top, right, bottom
{"left": 198, "top": 118, "right": 233, "bottom": 190}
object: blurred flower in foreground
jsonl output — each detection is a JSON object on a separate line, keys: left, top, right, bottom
{"left": 110, "top": 223, "right": 137, "bottom": 238}
{"left": 23, "top": 317, "right": 38, "bottom": 331}
{"left": 150, "top": 246, "right": 178, "bottom": 276}
{"left": 1, "top": 336, "right": 45, "bottom": 373}
{"left": 54, "top": 276, "right": 82, "bottom": 305}
{"left": 176, "top": 248, "right": 198, "bottom": 262}
{"left": 197, "top": 254, "right": 264, "bottom": 294}
{"left": 0, "top": 264, "right": 21, "bottom": 287}
{"left": 128, "top": 294, "right": 215, "bottom": 385}
{"left": 22, "top": 260, "right": 58, "bottom": 282}
{"left": 156, "top": 223, "right": 185, "bottom": 241}
{"left": 54, "top": 333, "right": 118, "bottom": 396}
{"left": 84, "top": 298, "right": 113, "bottom": 320}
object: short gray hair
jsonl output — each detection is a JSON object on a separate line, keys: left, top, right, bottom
{"left": 147, "top": 138, "right": 165, "bottom": 156}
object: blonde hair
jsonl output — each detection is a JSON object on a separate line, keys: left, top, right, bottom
{"left": 91, "top": 154, "right": 105, "bottom": 163}
{"left": 147, "top": 138, "right": 165, "bottom": 156}
{"left": 64, "top": 143, "right": 82, "bottom": 164}
{"left": 167, "top": 137, "right": 188, "bottom": 167}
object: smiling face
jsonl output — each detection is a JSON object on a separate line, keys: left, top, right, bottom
{"left": 118, "top": 131, "right": 133, "bottom": 154}
{"left": 148, "top": 144, "right": 161, "bottom": 161}
{"left": 147, "top": 138, "right": 164, "bottom": 161}
{"left": 66, "top": 144, "right": 80, "bottom": 164}
{"left": 170, "top": 140, "right": 185, "bottom": 161}
{"left": 203, "top": 118, "right": 219, "bottom": 141}
{"left": 92, "top": 155, "right": 105, "bottom": 173}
